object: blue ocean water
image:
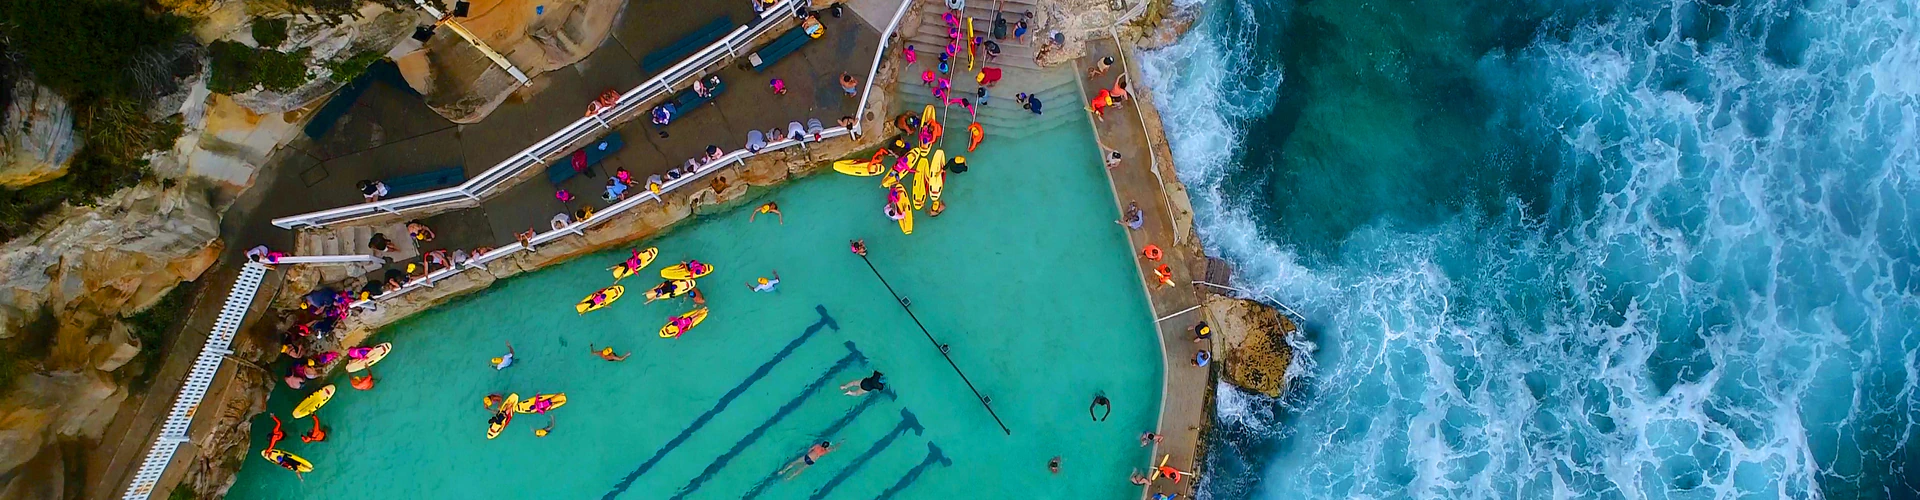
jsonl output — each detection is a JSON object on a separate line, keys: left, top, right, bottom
{"left": 1140, "top": 0, "right": 1920, "bottom": 498}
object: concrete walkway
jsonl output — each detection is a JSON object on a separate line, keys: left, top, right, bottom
{"left": 1076, "top": 36, "right": 1211, "bottom": 499}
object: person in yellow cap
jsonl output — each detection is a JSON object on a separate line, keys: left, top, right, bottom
{"left": 588, "top": 344, "right": 629, "bottom": 361}
{"left": 1192, "top": 322, "right": 1211, "bottom": 344}
{"left": 490, "top": 341, "right": 515, "bottom": 370}
{"left": 746, "top": 270, "right": 780, "bottom": 293}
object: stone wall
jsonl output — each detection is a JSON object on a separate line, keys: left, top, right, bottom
{"left": 0, "top": 77, "right": 81, "bottom": 189}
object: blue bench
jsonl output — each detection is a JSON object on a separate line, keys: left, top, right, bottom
{"left": 547, "top": 132, "right": 626, "bottom": 185}
{"left": 641, "top": 16, "right": 736, "bottom": 74}
{"left": 750, "top": 27, "right": 814, "bottom": 73}
{"left": 382, "top": 165, "right": 465, "bottom": 196}
{"left": 651, "top": 79, "right": 729, "bottom": 129}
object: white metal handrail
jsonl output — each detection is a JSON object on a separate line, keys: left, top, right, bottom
{"left": 271, "top": 0, "right": 802, "bottom": 230}
{"left": 347, "top": 127, "right": 853, "bottom": 309}
{"left": 272, "top": 255, "right": 384, "bottom": 265}
{"left": 851, "top": 0, "right": 920, "bottom": 137}
{"left": 122, "top": 263, "right": 272, "bottom": 500}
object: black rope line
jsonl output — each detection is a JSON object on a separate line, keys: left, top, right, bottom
{"left": 857, "top": 252, "right": 1011, "bottom": 435}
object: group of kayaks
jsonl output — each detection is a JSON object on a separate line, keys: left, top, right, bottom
{"left": 484, "top": 392, "right": 569, "bottom": 439}
{"left": 834, "top": 104, "right": 969, "bottom": 235}
{"left": 578, "top": 247, "right": 713, "bottom": 338}
{"left": 263, "top": 342, "right": 394, "bottom": 474}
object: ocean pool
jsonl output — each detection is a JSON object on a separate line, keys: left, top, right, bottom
{"left": 227, "top": 112, "right": 1163, "bottom": 498}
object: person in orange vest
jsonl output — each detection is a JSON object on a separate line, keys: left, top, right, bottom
{"left": 300, "top": 415, "right": 327, "bottom": 443}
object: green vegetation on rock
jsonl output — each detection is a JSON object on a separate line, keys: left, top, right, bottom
{"left": 251, "top": 18, "right": 290, "bottom": 48}
{"left": 208, "top": 41, "right": 313, "bottom": 94}
{"left": 0, "top": 0, "right": 192, "bottom": 242}
{"left": 326, "top": 50, "right": 385, "bottom": 82}
{"left": 124, "top": 282, "right": 196, "bottom": 391}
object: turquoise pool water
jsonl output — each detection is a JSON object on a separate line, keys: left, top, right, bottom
{"left": 227, "top": 113, "right": 1163, "bottom": 498}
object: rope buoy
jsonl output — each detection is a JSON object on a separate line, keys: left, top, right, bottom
{"left": 1142, "top": 244, "right": 1163, "bottom": 261}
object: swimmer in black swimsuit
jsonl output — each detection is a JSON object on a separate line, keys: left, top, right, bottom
{"left": 1090, "top": 394, "right": 1112, "bottom": 422}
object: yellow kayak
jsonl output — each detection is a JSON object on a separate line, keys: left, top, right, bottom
{"left": 488, "top": 394, "right": 518, "bottom": 440}
{"left": 911, "top": 163, "right": 929, "bottom": 210}
{"left": 644, "top": 279, "right": 696, "bottom": 302}
{"left": 576, "top": 285, "right": 624, "bottom": 314}
{"left": 921, "top": 104, "right": 936, "bottom": 131}
{"left": 660, "top": 261, "right": 714, "bottom": 280}
{"left": 659, "top": 307, "right": 711, "bottom": 338}
{"left": 833, "top": 158, "right": 885, "bottom": 176}
{"left": 514, "top": 393, "right": 568, "bottom": 414}
{"left": 892, "top": 185, "right": 914, "bottom": 235}
{"left": 291, "top": 384, "right": 335, "bottom": 419}
{"left": 610, "top": 247, "right": 659, "bottom": 281}
{"left": 928, "top": 150, "right": 947, "bottom": 202}
{"left": 345, "top": 343, "right": 391, "bottom": 373}
{"left": 261, "top": 449, "right": 314, "bottom": 473}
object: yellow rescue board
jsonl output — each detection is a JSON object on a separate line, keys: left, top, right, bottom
{"left": 261, "top": 449, "right": 314, "bottom": 473}
{"left": 610, "top": 247, "right": 659, "bottom": 280}
{"left": 575, "top": 285, "right": 624, "bottom": 314}
{"left": 660, "top": 307, "right": 711, "bottom": 338}
{"left": 291, "top": 384, "right": 335, "bottom": 419}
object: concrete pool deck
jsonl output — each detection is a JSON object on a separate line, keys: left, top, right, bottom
{"left": 1077, "top": 34, "right": 1214, "bottom": 498}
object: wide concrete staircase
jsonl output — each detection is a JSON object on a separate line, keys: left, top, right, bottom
{"left": 892, "top": 0, "right": 1086, "bottom": 143}
{"left": 292, "top": 222, "right": 421, "bottom": 281}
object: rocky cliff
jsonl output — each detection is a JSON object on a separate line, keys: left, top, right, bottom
{"left": 0, "top": 77, "right": 80, "bottom": 189}
{"left": 0, "top": 182, "right": 223, "bottom": 498}
{"left": 1203, "top": 296, "right": 1297, "bottom": 397}
{"left": 394, "top": 0, "right": 625, "bottom": 122}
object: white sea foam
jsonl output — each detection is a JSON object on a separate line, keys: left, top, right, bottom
{"left": 1147, "top": 0, "right": 1920, "bottom": 498}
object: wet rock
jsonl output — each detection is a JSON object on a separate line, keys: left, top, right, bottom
{"left": 1204, "top": 296, "right": 1295, "bottom": 397}
{"left": 0, "top": 77, "right": 81, "bottom": 188}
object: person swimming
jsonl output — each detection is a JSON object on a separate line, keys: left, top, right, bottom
{"left": 535, "top": 414, "right": 555, "bottom": 437}
{"left": 850, "top": 239, "right": 867, "bottom": 256}
{"left": 590, "top": 344, "right": 630, "bottom": 361}
{"left": 491, "top": 342, "right": 515, "bottom": 370}
{"left": 779, "top": 441, "right": 838, "bottom": 479}
{"left": 748, "top": 270, "right": 781, "bottom": 292}
{"left": 1090, "top": 394, "right": 1112, "bottom": 422}
{"left": 300, "top": 415, "right": 327, "bottom": 443}
{"left": 750, "top": 201, "right": 783, "bottom": 223}
{"left": 350, "top": 372, "right": 375, "bottom": 390}
{"left": 841, "top": 371, "right": 886, "bottom": 396}
{"left": 268, "top": 414, "right": 285, "bottom": 450}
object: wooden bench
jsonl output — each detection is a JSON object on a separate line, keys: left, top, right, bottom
{"left": 641, "top": 16, "right": 736, "bottom": 74}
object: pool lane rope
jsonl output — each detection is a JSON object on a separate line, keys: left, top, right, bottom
{"left": 856, "top": 252, "right": 1013, "bottom": 435}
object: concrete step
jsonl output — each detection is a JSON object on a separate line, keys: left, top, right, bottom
{"left": 902, "top": 32, "right": 1039, "bottom": 70}
{"left": 895, "top": 73, "right": 1084, "bottom": 137}
{"left": 921, "top": 0, "right": 1040, "bottom": 31}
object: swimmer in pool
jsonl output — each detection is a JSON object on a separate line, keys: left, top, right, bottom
{"left": 690, "top": 287, "right": 706, "bottom": 306}
{"left": 850, "top": 239, "right": 867, "bottom": 256}
{"left": 840, "top": 371, "right": 885, "bottom": 396}
{"left": 747, "top": 270, "right": 780, "bottom": 292}
{"left": 1090, "top": 394, "right": 1112, "bottom": 422}
{"left": 300, "top": 415, "right": 327, "bottom": 443}
{"left": 778, "top": 441, "right": 839, "bottom": 479}
{"left": 535, "top": 414, "right": 555, "bottom": 437}
{"left": 750, "top": 201, "right": 783, "bottom": 224}
{"left": 268, "top": 414, "right": 285, "bottom": 450}
{"left": 491, "top": 342, "right": 515, "bottom": 370}
{"left": 589, "top": 344, "right": 630, "bottom": 361}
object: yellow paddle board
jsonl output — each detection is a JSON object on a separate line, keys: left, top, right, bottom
{"left": 514, "top": 393, "right": 568, "bottom": 414}
{"left": 261, "top": 449, "right": 314, "bottom": 473}
{"left": 892, "top": 185, "right": 914, "bottom": 234}
{"left": 345, "top": 343, "right": 390, "bottom": 373}
{"left": 610, "top": 247, "right": 659, "bottom": 280}
{"left": 576, "top": 285, "right": 624, "bottom": 314}
{"left": 291, "top": 384, "right": 335, "bottom": 419}
{"left": 660, "top": 261, "right": 714, "bottom": 280}
{"left": 644, "top": 279, "right": 696, "bottom": 302}
{"left": 488, "top": 394, "right": 518, "bottom": 439}
{"left": 929, "top": 150, "right": 947, "bottom": 202}
{"left": 911, "top": 164, "right": 929, "bottom": 210}
{"left": 833, "top": 158, "right": 885, "bottom": 176}
{"left": 659, "top": 307, "right": 711, "bottom": 338}
{"left": 921, "top": 105, "right": 936, "bottom": 131}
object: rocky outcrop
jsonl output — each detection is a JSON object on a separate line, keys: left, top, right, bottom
{"left": 0, "top": 183, "right": 222, "bottom": 342}
{"left": 0, "top": 77, "right": 81, "bottom": 188}
{"left": 0, "top": 371, "right": 129, "bottom": 497}
{"left": 1203, "top": 296, "right": 1296, "bottom": 397}
{"left": 396, "top": 0, "right": 626, "bottom": 123}
{"left": 225, "top": 6, "right": 418, "bottom": 114}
